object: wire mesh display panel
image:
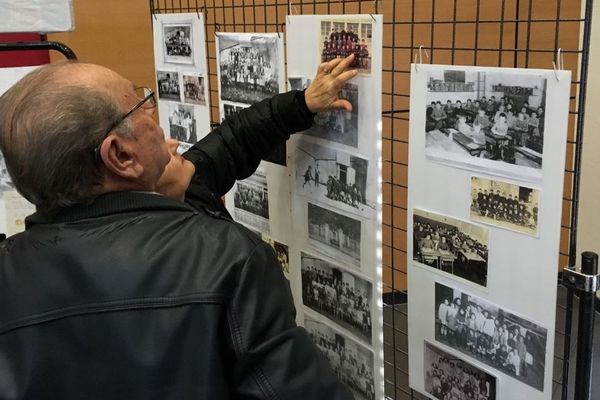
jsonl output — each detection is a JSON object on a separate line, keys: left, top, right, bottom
{"left": 150, "top": 1, "right": 594, "bottom": 399}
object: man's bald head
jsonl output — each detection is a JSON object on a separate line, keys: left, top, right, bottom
{"left": 0, "top": 61, "right": 133, "bottom": 213}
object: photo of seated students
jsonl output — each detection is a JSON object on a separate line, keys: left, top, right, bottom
{"left": 413, "top": 209, "right": 489, "bottom": 287}
{"left": 425, "top": 69, "right": 547, "bottom": 171}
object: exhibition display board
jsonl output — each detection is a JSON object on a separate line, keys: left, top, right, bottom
{"left": 407, "top": 64, "right": 571, "bottom": 400}
{"left": 152, "top": 13, "right": 211, "bottom": 152}
{"left": 287, "top": 15, "right": 384, "bottom": 400}
{"left": 0, "top": 67, "right": 38, "bottom": 236}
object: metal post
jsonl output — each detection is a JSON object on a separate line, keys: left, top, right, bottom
{"left": 563, "top": 251, "right": 600, "bottom": 400}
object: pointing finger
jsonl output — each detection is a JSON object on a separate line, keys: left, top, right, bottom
{"left": 331, "top": 54, "right": 356, "bottom": 77}
{"left": 333, "top": 69, "right": 359, "bottom": 88}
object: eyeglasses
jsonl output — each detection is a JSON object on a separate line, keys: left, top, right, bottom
{"left": 94, "top": 87, "right": 157, "bottom": 160}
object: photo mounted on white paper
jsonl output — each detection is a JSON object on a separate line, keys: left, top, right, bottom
{"left": 157, "top": 70, "right": 181, "bottom": 102}
{"left": 413, "top": 208, "right": 489, "bottom": 288}
{"left": 470, "top": 176, "right": 539, "bottom": 237}
{"left": 295, "top": 139, "right": 374, "bottom": 216}
{"left": 424, "top": 68, "right": 547, "bottom": 180}
{"left": 163, "top": 23, "right": 194, "bottom": 64}
{"left": 168, "top": 103, "right": 197, "bottom": 144}
{"left": 217, "top": 33, "right": 280, "bottom": 104}
{"left": 182, "top": 74, "right": 206, "bottom": 105}
{"left": 435, "top": 281, "right": 547, "bottom": 391}
{"left": 320, "top": 17, "right": 373, "bottom": 75}
{"left": 305, "top": 315, "right": 375, "bottom": 400}
{"left": 262, "top": 234, "right": 290, "bottom": 276}
{"left": 307, "top": 202, "right": 361, "bottom": 267}
{"left": 301, "top": 252, "right": 372, "bottom": 343}
{"left": 221, "top": 101, "right": 249, "bottom": 121}
{"left": 288, "top": 77, "right": 311, "bottom": 91}
{"left": 302, "top": 82, "right": 358, "bottom": 148}
{"left": 0, "top": 152, "right": 14, "bottom": 192}
{"left": 234, "top": 170, "right": 270, "bottom": 234}
{"left": 424, "top": 341, "right": 497, "bottom": 400}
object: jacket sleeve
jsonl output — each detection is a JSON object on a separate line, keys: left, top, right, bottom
{"left": 227, "top": 242, "right": 354, "bottom": 400}
{"left": 182, "top": 90, "right": 315, "bottom": 198}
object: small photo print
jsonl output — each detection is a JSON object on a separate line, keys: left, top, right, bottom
{"left": 163, "top": 23, "right": 194, "bottom": 64}
{"left": 413, "top": 208, "right": 489, "bottom": 288}
{"left": 262, "top": 234, "right": 290, "bottom": 276}
{"left": 425, "top": 68, "right": 547, "bottom": 180}
{"left": 320, "top": 17, "right": 373, "bottom": 75}
{"left": 217, "top": 34, "right": 280, "bottom": 105}
{"left": 470, "top": 176, "right": 539, "bottom": 236}
{"left": 307, "top": 202, "right": 361, "bottom": 267}
{"left": 301, "top": 252, "right": 372, "bottom": 344}
{"left": 302, "top": 82, "right": 359, "bottom": 148}
{"left": 288, "top": 77, "right": 311, "bottom": 91}
{"left": 182, "top": 74, "right": 206, "bottom": 105}
{"left": 0, "top": 151, "right": 14, "bottom": 192}
{"left": 157, "top": 70, "right": 181, "bottom": 102}
{"left": 424, "top": 341, "right": 497, "bottom": 400}
{"left": 295, "top": 139, "right": 373, "bottom": 216}
{"left": 233, "top": 170, "right": 270, "bottom": 234}
{"left": 435, "top": 281, "right": 548, "bottom": 391}
{"left": 305, "top": 315, "right": 375, "bottom": 400}
{"left": 168, "top": 103, "right": 197, "bottom": 144}
{"left": 222, "top": 102, "right": 248, "bottom": 121}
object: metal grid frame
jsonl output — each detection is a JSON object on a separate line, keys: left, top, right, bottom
{"left": 150, "top": 1, "right": 594, "bottom": 399}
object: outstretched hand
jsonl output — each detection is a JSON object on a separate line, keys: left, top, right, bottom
{"left": 304, "top": 54, "right": 359, "bottom": 114}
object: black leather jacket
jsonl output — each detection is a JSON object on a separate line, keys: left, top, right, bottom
{"left": 0, "top": 91, "right": 353, "bottom": 399}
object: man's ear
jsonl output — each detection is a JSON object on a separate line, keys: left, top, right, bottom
{"left": 99, "top": 135, "right": 144, "bottom": 179}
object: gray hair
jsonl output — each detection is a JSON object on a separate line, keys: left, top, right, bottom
{"left": 0, "top": 62, "right": 131, "bottom": 214}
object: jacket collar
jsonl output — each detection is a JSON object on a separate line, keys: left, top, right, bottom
{"left": 25, "top": 191, "right": 196, "bottom": 227}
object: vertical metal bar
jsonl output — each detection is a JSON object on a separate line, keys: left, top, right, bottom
{"left": 513, "top": 0, "right": 520, "bottom": 67}
{"left": 252, "top": 0, "right": 257, "bottom": 31}
{"left": 474, "top": 0, "right": 481, "bottom": 64}
{"left": 524, "top": 0, "right": 533, "bottom": 68}
{"left": 263, "top": 0, "right": 268, "bottom": 32}
{"left": 429, "top": 0, "right": 436, "bottom": 63}
{"left": 498, "top": 0, "right": 506, "bottom": 66}
{"left": 451, "top": 0, "right": 457, "bottom": 65}
{"left": 553, "top": 0, "right": 562, "bottom": 55}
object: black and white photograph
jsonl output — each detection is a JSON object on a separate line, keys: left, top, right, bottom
{"left": 182, "top": 74, "right": 206, "bottom": 105}
{"left": 163, "top": 23, "right": 194, "bottom": 64}
{"left": 471, "top": 176, "right": 540, "bottom": 237}
{"left": 301, "top": 252, "right": 372, "bottom": 343}
{"left": 308, "top": 202, "right": 361, "bottom": 266}
{"left": 217, "top": 34, "right": 280, "bottom": 105}
{"left": 295, "top": 140, "right": 373, "bottom": 216}
{"left": 222, "top": 102, "right": 248, "bottom": 121}
{"left": 168, "top": 103, "right": 197, "bottom": 144}
{"left": 320, "top": 18, "right": 373, "bottom": 75}
{"left": 305, "top": 316, "right": 375, "bottom": 400}
{"left": 262, "top": 234, "right": 290, "bottom": 275}
{"left": 302, "top": 82, "right": 359, "bottom": 148}
{"left": 413, "top": 208, "right": 489, "bottom": 288}
{"left": 233, "top": 170, "right": 270, "bottom": 233}
{"left": 435, "top": 282, "right": 547, "bottom": 391}
{"left": 425, "top": 68, "right": 547, "bottom": 176}
{"left": 288, "top": 77, "right": 311, "bottom": 91}
{"left": 0, "top": 151, "right": 14, "bottom": 192}
{"left": 424, "top": 341, "right": 497, "bottom": 400}
{"left": 157, "top": 70, "right": 181, "bottom": 102}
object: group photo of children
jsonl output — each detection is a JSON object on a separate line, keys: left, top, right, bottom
{"left": 425, "top": 69, "right": 547, "bottom": 171}
{"left": 320, "top": 18, "right": 372, "bottom": 73}
{"left": 424, "top": 342, "right": 496, "bottom": 400}
{"left": 301, "top": 253, "right": 372, "bottom": 343}
{"left": 434, "top": 283, "right": 547, "bottom": 391}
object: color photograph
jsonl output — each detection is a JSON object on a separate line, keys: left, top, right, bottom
{"left": 320, "top": 17, "right": 373, "bottom": 75}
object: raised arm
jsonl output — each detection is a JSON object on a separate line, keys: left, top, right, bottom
{"left": 182, "top": 55, "right": 359, "bottom": 198}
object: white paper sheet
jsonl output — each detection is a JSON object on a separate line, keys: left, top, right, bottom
{"left": 0, "top": 0, "right": 74, "bottom": 33}
{"left": 407, "top": 64, "right": 571, "bottom": 400}
{"left": 152, "top": 13, "right": 211, "bottom": 147}
{"left": 287, "top": 14, "right": 384, "bottom": 400}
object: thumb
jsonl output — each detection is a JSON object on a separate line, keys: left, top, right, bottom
{"left": 330, "top": 99, "right": 353, "bottom": 112}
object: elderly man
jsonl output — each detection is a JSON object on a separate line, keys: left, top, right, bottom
{"left": 0, "top": 55, "right": 358, "bottom": 399}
